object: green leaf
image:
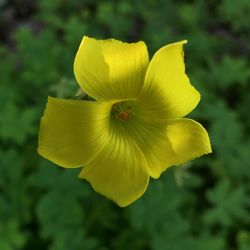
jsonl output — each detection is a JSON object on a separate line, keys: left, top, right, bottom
{"left": 0, "top": 102, "right": 38, "bottom": 144}
{"left": 204, "top": 179, "right": 250, "bottom": 227}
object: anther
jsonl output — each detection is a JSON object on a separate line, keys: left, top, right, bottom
{"left": 113, "top": 104, "right": 132, "bottom": 121}
{"left": 118, "top": 111, "right": 129, "bottom": 121}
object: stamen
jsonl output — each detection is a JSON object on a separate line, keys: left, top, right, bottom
{"left": 118, "top": 111, "right": 130, "bottom": 121}
{"left": 112, "top": 104, "right": 132, "bottom": 121}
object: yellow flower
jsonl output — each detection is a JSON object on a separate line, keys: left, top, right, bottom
{"left": 38, "top": 36, "right": 212, "bottom": 207}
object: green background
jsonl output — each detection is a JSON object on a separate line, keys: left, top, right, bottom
{"left": 1, "top": 0, "right": 250, "bottom": 249}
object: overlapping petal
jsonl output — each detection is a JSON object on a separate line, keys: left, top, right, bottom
{"left": 138, "top": 40, "right": 200, "bottom": 119}
{"left": 38, "top": 97, "right": 111, "bottom": 168}
{"left": 120, "top": 107, "right": 211, "bottom": 179}
{"left": 74, "top": 36, "right": 149, "bottom": 102}
{"left": 165, "top": 118, "right": 212, "bottom": 164}
{"left": 120, "top": 109, "right": 176, "bottom": 179}
{"left": 79, "top": 122, "right": 149, "bottom": 207}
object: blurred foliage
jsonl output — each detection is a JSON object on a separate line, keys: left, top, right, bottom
{"left": 0, "top": 0, "right": 250, "bottom": 249}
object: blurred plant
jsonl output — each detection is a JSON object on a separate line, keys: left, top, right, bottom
{"left": 0, "top": 0, "right": 249, "bottom": 249}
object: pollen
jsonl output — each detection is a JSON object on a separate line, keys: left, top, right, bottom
{"left": 117, "top": 111, "right": 130, "bottom": 121}
{"left": 112, "top": 104, "right": 132, "bottom": 121}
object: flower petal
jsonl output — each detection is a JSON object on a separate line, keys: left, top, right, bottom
{"left": 79, "top": 123, "right": 149, "bottom": 207}
{"left": 139, "top": 118, "right": 211, "bottom": 179}
{"left": 138, "top": 40, "right": 200, "bottom": 119}
{"left": 74, "top": 36, "right": 149, "bottom": 102}
{"left": 166, "top": 118, "right": 212, "bottom": 164}
{"left": 121, "top": 109, "right": 177, "bottom": 179}
{"left": 38, "top": 97, "right": 111, "bottom": 168}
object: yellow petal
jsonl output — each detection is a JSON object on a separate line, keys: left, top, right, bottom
{"left": 141, "top": 135, "right": 178, "bottom": 179}
{"left": 79, "top": 123, "right": 149, "bottom": 207}
{"left": 166, "top": 118, "right": 212, "bottom": 164}
{"left": 121, "top": 107, "right": 177, "bottom": 179}
{"left": 138, "top": 40, "right": 200, "bottom": 119}
{"left": 38, "top": 97, "right": 111, "bottom": 168}
{"left": 74, "top": 36, "right": 149, "bottom": 102}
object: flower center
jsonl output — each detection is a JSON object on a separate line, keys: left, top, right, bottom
{"left": 111, "top": 102, "right": 133, "bottom": 121}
